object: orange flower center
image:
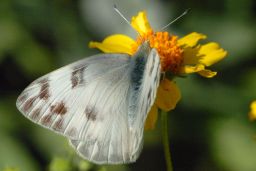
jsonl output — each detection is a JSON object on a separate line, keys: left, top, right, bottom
{"left": 131, "top": 29, "right": 183, "bottom": 74}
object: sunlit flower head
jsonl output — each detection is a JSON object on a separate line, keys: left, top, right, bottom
{"left": 249, "top": 101, "right": 256, "bottom": 121}
{"left": 89, "top": 11, "right": 227, "bottom": 129}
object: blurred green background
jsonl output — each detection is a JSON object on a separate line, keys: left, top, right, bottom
{"left": 0, "top": 0, "right": 256, "bottom": 171}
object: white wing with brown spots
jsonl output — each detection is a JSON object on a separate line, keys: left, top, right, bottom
{"left": 16, "top": 42, "right": 161, "bottom": 164}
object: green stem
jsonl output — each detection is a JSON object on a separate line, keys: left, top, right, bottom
{"left": 161, "top": 111, "right": 173, "bottom": 171}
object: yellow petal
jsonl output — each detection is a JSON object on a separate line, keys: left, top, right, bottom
{"left": 198, "top": 69, "right": 217, "bottom": 78}
{"left": 181, "top": 42, "right": 227, "bottom": 76}
{"left": 249, "top": 101, "right": 256, "bottom": 121}
{"left": 198, "top": 42, "right": 227, "bottom": 66}
{"left": 179, "top": 64, "right": 205, "bottom": 74}
{"left": 178, "top": 32, "right": 207, "bottom": 47}
{"left": 144, "top": 103, "right": 158, "bottom": 130}
{"left": 182, "top": 46, "right": 202, "bottom": 66}
{"left": 156, "top": 79, "right": 181, "bottom": 111}
{"left": 89, "top": 34, "right": 135, "bottom": 55}
{"left": 131, "top": 11, "right": 152, "bottom": 35}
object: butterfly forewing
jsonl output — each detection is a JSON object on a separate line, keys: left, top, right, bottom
{"left": 16, "top": 54, "right": 130, "bottom": 138}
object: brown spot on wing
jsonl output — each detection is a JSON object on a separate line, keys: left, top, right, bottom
{"left": 41, "top": 114, "right": 53, "bottom": 126}
{"left": 23, "top": 96, "right": 37, "bottom": 112}
{"left": 50, "top": 101, "right": 67, "bottom": 115}
{"left": 53, "top": 118, "right": 64, "bottom": 131}
{"left": 149, "top": 57, "right": 155, "bottom": 76}
{"left": 17, "top": 93, "right": 27, "bottom": 103}
{"left": 71, "top": 66, "right": 87, "bottom": 88}
{"left": 85, "top": 106, "right": 97, "bottom": 121}
{"left": 31, "top": 108, "right": 42, "bottom": 121}
{"left": 71, "top": 75, "right": 78, "bottom": 88}
{"left": 154, "top": 64, "right": 160, "bottom": 83}
{"left": 39, "top": 78, "right": 50, "bottom": 100}
{"left": 147, "top": 87, "right": 152, "bottom": 100}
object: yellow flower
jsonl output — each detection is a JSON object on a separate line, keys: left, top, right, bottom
{"left": 89, "top": 11, "right": 227, "bottom": 130}
{"left": 249, "top": 101, "right": 256, "bottom": 121}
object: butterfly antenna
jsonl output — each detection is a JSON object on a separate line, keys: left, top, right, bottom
{"left": 160, "top": 8, "right": 191, "bottom": 31}
{"left": 113, "top": 4, "right": 140, "bottom": 35}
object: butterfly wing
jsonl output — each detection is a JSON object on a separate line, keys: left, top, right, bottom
{"left": 126, "top": 42, "right": 161, "bottom": 158}
{"left": 16, "top": 53, "right": 133, "bottom": 163}
{"left": 16, "top": 42, "right": 161, "bottom": 164}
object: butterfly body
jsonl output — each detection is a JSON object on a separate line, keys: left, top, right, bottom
{"left": 16, "top": 42, "right": 161, "bottom": 164}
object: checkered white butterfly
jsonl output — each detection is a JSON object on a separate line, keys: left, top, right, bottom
{"left": 16, "top": 41, "right": 161, "bottom": 164}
